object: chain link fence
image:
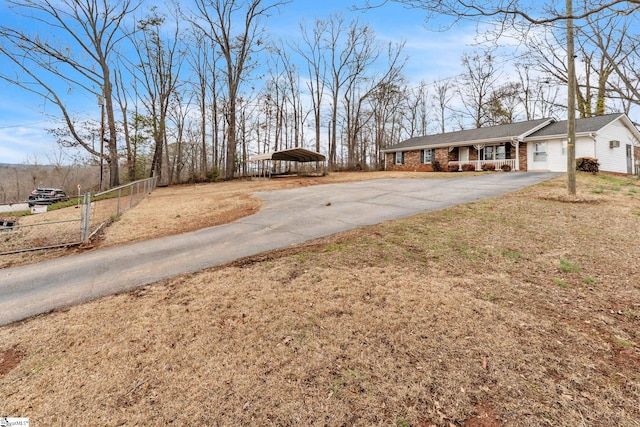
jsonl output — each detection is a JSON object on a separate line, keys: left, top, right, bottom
{"left": 0, "top": 177, "right": 157, "bottom": 256}
{"left": 0, "top": 216, "right": 83, "bottom": 254}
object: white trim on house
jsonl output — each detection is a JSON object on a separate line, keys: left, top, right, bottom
{"left": 524, "top": 131, "right": 596, "bottom": 143}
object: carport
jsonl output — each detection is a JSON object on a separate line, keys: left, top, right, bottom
{"left": 248, "top": 148, "right": 327, "bottom": 178}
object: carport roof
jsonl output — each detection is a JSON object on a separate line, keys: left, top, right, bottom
{"left": 249, "top": 148, "right": 326, "bottom": 162}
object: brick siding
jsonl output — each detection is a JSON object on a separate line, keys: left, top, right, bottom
{"left": 386, "top": 143, "right": 529, "bottom": 171}
{"left": 518, "top": 142, "right": 528, "bottom": 171}
{"left": 385, "top": 151, "right": 434, "bottom": 172}
{"left": 385, "top": 148, "right": 448, "bottom": 172}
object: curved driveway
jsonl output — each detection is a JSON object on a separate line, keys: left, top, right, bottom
{"left": 0, "top": 172, "right": 559, "bottom": 325}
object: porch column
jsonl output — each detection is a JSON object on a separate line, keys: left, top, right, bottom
{"left": 473, "top": 144, "right": 485, "bottom": 171}
{"left": 511, "top": 139, "right": 519, "bottom": 171}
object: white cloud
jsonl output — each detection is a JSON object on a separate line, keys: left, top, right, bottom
{"left": 0, "top": 124, "right": 59, "bottom": 165}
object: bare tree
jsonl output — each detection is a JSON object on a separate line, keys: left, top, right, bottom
{"left": 321, "top": 15, "right": 405, "bottom": 169}
{"left": 485, "top": 81, "right": 523, "bottom": 125}
{"left": 432, "top": 79, "right": 455, "bottom": 134}
{"left": 166, "top": 91, "right": 194, "bottom": 183}
{"left": 515, "top": 63, "right": 561, "bottom": 120}
{"left": 341, "top": 23, "right": 380, "bottom": 168}
{"left": 186, "top": 34, "right": 213, "bottom": 181}
{"left": 263, "top": 51, "right": 289, "bottom": 152}
{"left": 524, "top": 12, "right": 626, "bottom": 119}
{"left": 189, "top": 0, "right": 290, "bottom": 180}
{"left": 294, "top": 19, "right": 328, "bottom": 154}
{"left": 343, "top": 40, "right": 407, "bottom": 168}
{"left": 324, "top": 14, "right": 352, "bottom": 169}
{"left": 605, "top": 32, "right": 640, "bottom": 121}
{"left": 370, "top": 80, "right": 406, "bottom": 167}
{"left": 360, "top": 0, "right": 640, "bottom": 26}
{"left": 582, "top": 9, "right": 637, "bottom": 116}
{"left": 207, "top": 50, "right": 225, "bottom": 173}
{"left": 184, "top": 24, "right": 228, "bottom": 180}
{"left": 276, "top": 45, "right": 306, "bottom": 149}
{"left": 0, "top": 0, "right": 141, "bottom": 188}
{"left": 131, "top": 7, "right": 185, "bottom": 185}
{"left": 402, "top": 81, "right": 430, "bottom": 138}
{"left": 457, "top": 51, "right": 502, "bottom": 128}
{"left": 113, "top": 65, "right": 137, "bottom": 183}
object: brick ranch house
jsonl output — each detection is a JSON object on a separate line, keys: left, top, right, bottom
{"left": 382, "top": 113, "right": 640, "bottom": 175}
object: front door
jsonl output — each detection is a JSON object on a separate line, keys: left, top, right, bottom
{"left": 459, "top": 147, "right": 469, "bottom": 163}
{"left": 627, "top": 144, "right": 633, "bottom": 174}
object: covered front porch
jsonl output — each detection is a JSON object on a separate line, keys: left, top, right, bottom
{"left": 448, "top": 158, "right": 518, "bottom": 171}
{"left": 445, "top": 141, "right": 524, "bottom": 171}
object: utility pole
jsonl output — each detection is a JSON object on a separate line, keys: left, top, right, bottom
{"left": 566, "top": 0, "right": 577, "bottom": 195}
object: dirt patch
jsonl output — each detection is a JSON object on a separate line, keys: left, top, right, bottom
{"left": 0, "top": 346, "right": 24, "bottom": 376}
{"left": 538, "top": 194, "right": 604, "bottom": 203}
{"left": 464, "top": 402, "right": 501, "bottom": 427}
{"left": 1, "top": 172, "right": 639, "bottom": 425}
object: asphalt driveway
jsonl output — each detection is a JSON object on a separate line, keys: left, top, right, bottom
{"left": 0, "top": 173, "right": 559, "bottom": 325}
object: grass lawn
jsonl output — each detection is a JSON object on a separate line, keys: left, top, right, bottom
{"left": 1, "top": 172, "right": 639, "bottom": 426}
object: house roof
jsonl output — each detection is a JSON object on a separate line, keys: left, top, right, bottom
{"left": 384, "top": 113, "right": 640, "bottom": 152}
{"left": 382, "top": 118, "right": 553, "bottom": 152}
{"left": 249, "top": 147, "right": 326, "bottom": 162}
{"left": 526, "top": 113, "right": 624, "bottom": 139}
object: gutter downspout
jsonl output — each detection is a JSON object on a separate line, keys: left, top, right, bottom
{"left": 590, "top": 132, "right": 597, "bottom": 163}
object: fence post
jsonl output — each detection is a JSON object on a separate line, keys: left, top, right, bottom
{"left": 81, "top": 192, "right": 91, "bottom": 243}
{"left": 117, "top": 188, "right": 121, "bottom": 216}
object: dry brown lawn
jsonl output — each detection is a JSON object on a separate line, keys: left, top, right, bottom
{"left": 1, "top": 171, "right": 639, "bottom": 426}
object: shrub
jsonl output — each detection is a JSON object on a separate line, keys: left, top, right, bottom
{"left": 207, "top": 166, "right": 223, "bottom": 182}
{"left": 461, "top": 163, "right": 476, "bottom": 172}
{"left": 448, "top": 163, "right": 460, "bottom": 172}
{"left": 482, "top": 163, "right": 496, "bottom": 171}
{"left": 432, "top": 160, "right": 443, "bottom": 172}
{"left": 576, "top": 157, "right": 599, "bottom": 174}
{"left": 501, "top": 164, "right": 512, "bottom": 172}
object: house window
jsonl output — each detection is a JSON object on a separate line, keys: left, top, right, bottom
{"left": 482, "top": 145, "right": 507, "bottom": 160}
{"left": 394, "top": 151, "right": 404, "bottom": 165}
{"left": 421, "top": 149, "right": 434, "bottom": 163}
{"left": 484, "top": 146, "right": 494, "bottom": 160}
{"left": 534, "top": 142, "right": 547, "bottom": 162}
{"left": 562, "top": 140, "right": 567, "bottom": 155}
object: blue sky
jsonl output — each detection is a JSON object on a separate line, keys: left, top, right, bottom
{"left": 0, "top": 0, "right": 484, "bottom": 165}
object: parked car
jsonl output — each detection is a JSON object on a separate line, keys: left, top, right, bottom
{"left": 28, "top": 188, "right": 69, "bottom": 207}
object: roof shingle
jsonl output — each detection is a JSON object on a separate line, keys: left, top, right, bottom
{"left": 384, "top": 114, "right": 632, "bottom": 152}
{"left": 384, "top": 118, "right": 552, "bottom": 151}
{"left": 526, "top": 113, "right": 623, "bottom": 138}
